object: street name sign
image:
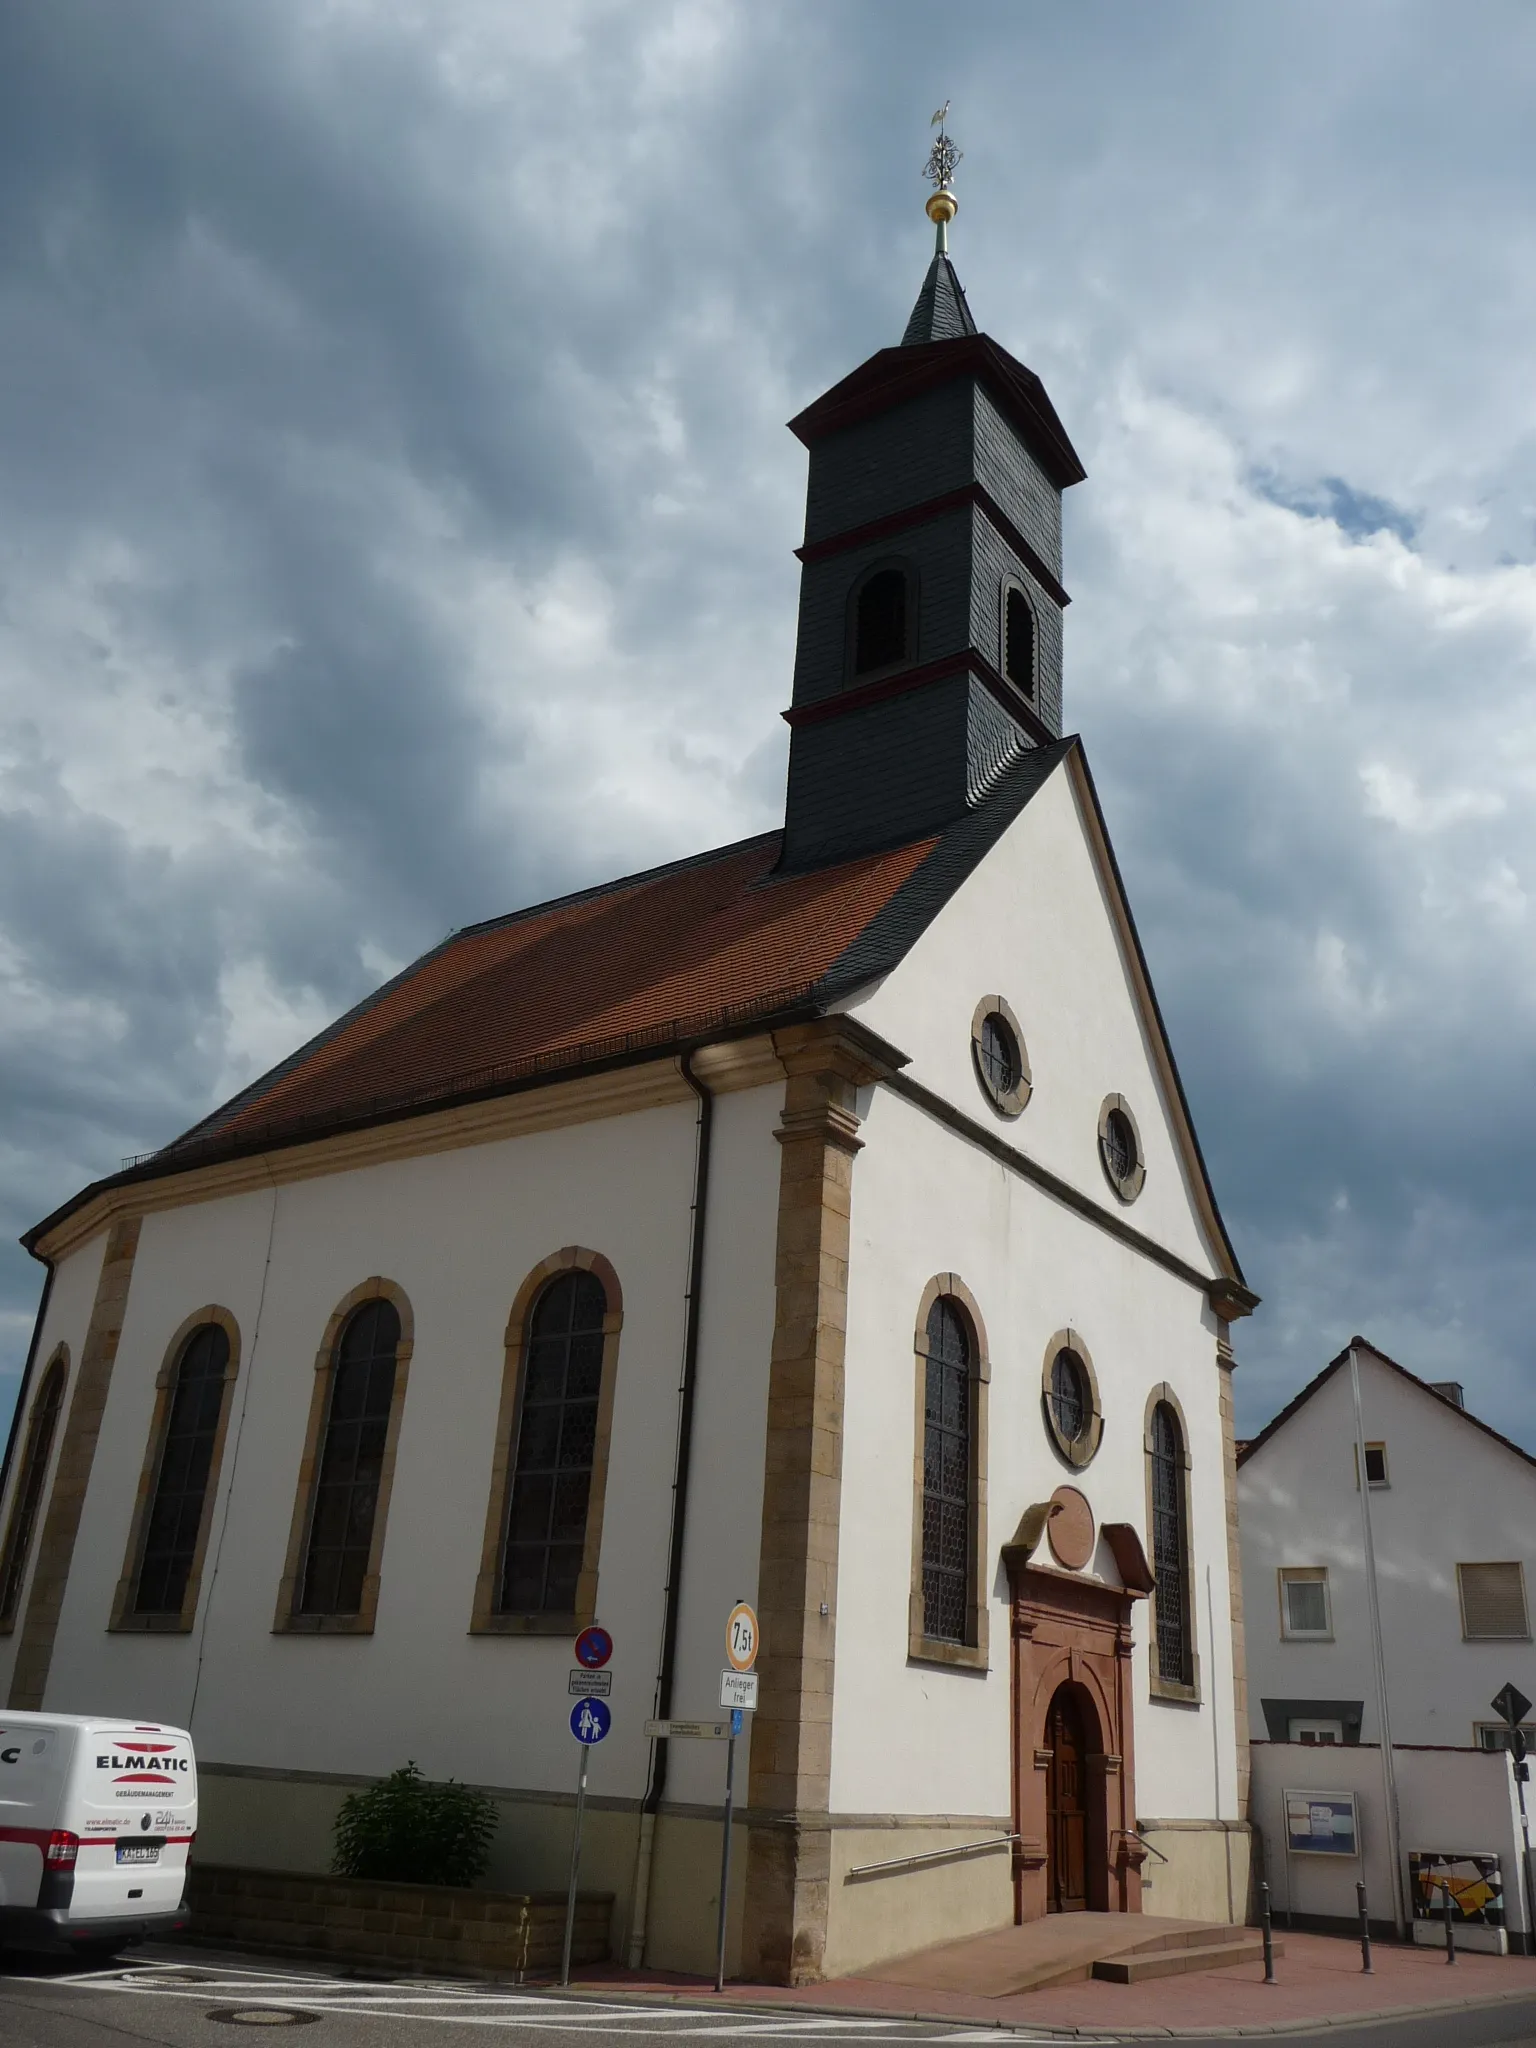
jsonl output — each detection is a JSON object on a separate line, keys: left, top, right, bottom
{"left": 568, "top": 1668, "right": 612, "bottom": 1697}
{"left": 645, "top": 1718, "right": 731, "bottom": 1740}
{"left": 720, "top": 1669, "right": 759, "bottom": 1711}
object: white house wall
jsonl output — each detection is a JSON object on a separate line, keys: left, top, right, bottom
{"left": 832, "top": 1081, "right": 1240, "bottom": 1827}
{"left": 19, "top": 1082, "right": 784, "bottom": 1827}
{"left": 850, "top": 758, "right": 1221, "bottom": 1281}
{"left": 1239, "top": 1351, "right": 1536, "bottom": 1748}
{"left": 0, "top": 1228, "right": 108, "bottom": 1697}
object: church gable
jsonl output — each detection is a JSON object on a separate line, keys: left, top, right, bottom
{"left": 847, "top": 743, "right": 1240, "bottom": 1282}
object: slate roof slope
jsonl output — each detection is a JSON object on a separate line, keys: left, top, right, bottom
{"left": 1237, "top": 1338, "right": 1535, "bottom": 1472}
{"left": 901, "top": 252, "right": 978, "bottom": 346}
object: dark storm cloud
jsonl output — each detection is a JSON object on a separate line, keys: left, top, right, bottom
{"left": 3, "top": 0, "right": 1536, "bottom": 1462}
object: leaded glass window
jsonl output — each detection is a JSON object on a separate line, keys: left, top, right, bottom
{"left": 499, "top": 1271, "right": 606, "bottom": 1615}
{"left": 1150, "top": 1401, "right": 1191, "bottom": 1685}
{"left": 1050, "top": 1348, "right": 1088, "bottom": 1446}
{"left": 134, "top": 1324, "right": 230, "bottom": 1616}
{"left": 1103, "top": 1109, "right": 1136, "bottom": 1184}
{"left": 299, "top": 1299, "right": 400, "bottom": 1617}
{"left": 0, "top": 1359, "right": 66, "bottom": 1627}
{"left": 921, "top": 1298, "right": 972, "bottom": 1644}
{"left": 979, "top": 1014, "right": 1019, "bottom": 1098}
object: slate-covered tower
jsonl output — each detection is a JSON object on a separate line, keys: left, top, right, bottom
{"left": 780, "top": 156, "right": 1086, "bottom": 869}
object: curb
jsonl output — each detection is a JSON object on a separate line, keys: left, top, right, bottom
{"left": 546, "top": 1975, "right": 1536, "bottom": 2039}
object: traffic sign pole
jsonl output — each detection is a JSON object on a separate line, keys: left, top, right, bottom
{"left": 1494, "top": 1684, "right": 1535, "bottom": 1953}
{"left": 713, "top": 1600, "right": 757, "bottom": 1992}
{"left": 561, "top": 1741, "right": 589, "bottom": 1988}
{"left": 714, "top": 1721, "right": 736, "bottom": 1993}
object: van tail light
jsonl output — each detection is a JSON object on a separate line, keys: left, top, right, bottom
{"left": 44, "top": 1830, "right": 79, "bottom": 1868}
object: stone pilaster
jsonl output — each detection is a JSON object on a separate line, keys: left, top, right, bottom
{"left": 741, "top": 1020, "right": 901, "bottom": 1986}
{"left": 1214, "top": 1321, "right": 1250, "bottom": 1816}
{"left": 10, "top": 1216, "right": 142, "bottom": 1709}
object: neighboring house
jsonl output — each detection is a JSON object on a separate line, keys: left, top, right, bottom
{"left": 0, "top": 204, "right": 1259, "bottom": 1985}
{"left": 1238, "top": 1339, "right": 1536, "bottom": 1754}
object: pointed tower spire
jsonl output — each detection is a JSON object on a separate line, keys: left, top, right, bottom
{"left": 902, "top": 103, "right": 977, "bottom": 346}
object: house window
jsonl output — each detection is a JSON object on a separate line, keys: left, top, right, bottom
{"left": 852, "top": 566, "right": 910, "bottom": 676}
{"left": 1476, "top": 1723, "right": 1536, "bottom": 1753}
{"left": 1098, "top": 1094, "right": 1146, "bottom": 1202}
{"left": 299, "top": 1298, "right": 402, "bottom": 1618}
{"left": 499, "top": 1271, "right": 608, "bottom": 1616}
{"left": 1353, "top": 1441, "right": 1389, "bottom": 1488}
{"left": 1050, "top": 1349, "right": 1088, "bottom": 1444}
{"left": 132, "top": 1323, "right": 232, "bottom": 1618}
{"left": 1280, "top": 1567, "right": 1333, "bottom": 1639}
{"left": 1003, "top": 583, "right": 1035, "bottom": 696}
{"left": 970, "top": 995, "right": 1031, "bottom": 1118}
{"left": 1149, "top": 1400, "right": 1193, "bottom": 1688}
{"left": 0, "top": 1354, "right": 67, "bottom": 1630}
{"left": 1290, "top": 1718, "right": 1344, "bottom": 1745}
{"left": 920, "top": 1297, "right": 973, "bottom": 1645}
{"left": 1041, "top": 1329, "right": 1103, "bottom": 1469}
{"left": 1457, "top": 1562, "right": 1530, "bottom": 1641}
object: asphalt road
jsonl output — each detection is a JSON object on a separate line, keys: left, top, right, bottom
{"left": 4, "top": 1949, "right": 1536, "bottom": 2048}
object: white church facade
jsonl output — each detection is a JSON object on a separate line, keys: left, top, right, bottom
{"left": 0, "top": 179, "right": 1259, "bottom": 1983}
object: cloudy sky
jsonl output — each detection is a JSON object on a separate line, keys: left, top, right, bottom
{"left": 4, "top": 0, "right": 1536, "bottom": 1445}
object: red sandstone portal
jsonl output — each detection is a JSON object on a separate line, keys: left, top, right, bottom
{"left": 1008, "top": 1559, "right": 1146, "bottom": 1921}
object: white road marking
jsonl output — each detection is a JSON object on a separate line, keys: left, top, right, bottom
{"left": 17, "top": 1958, "right": 1081, "bottom": 2042}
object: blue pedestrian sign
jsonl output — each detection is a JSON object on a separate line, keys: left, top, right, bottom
{"left": 570, "top": 1697, "right": 611, "bottom": 1745}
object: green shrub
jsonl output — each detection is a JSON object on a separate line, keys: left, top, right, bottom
{"left": 332, "top": 1761, "right": 498, "bottom": 1889}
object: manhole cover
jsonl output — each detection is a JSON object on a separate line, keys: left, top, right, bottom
{"left": 206, "top": 2010, "right": 321, "bottom": 2028}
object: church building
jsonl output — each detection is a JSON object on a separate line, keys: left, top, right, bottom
{"left": 0, "top": 140, "right": 1258, "bottom": 1983}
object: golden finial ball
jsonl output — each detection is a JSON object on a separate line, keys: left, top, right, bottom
{"left": 925, "top": 188, "right": 958, "bottom": 226}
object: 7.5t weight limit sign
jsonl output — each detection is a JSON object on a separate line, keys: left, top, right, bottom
{"left": 726, "top": 1602, "right": 759, "bottom": 1673}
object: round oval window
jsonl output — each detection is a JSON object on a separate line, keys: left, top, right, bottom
{"left": 979, "top": 1013, "right": 1019, "bottom": 1097}
{"left": 1103, "top": 1107, "right": 1136, "bottom": 1182}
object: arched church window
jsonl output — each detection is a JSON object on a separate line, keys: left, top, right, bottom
{"left": 498, "top": 1270, "right": 608, "bottom": 1617}
{"left": 852, "top": 566, "right": 911, "bottom": 676}
{"left": 1150, "top": 1399, "right": 1193, "bottom": 1688}
{"left": 1004, "top": 582, "right": 1036, "bottom": 696}
{"left": 299, "top": 1298, "right": 402, "bottom": 1618}
{"left": 920, "top": 1296, "right": 974, "bottom": 1644}
{"left": 0, "top": 1353, "right": 67, "bottom": 1629}
{"left": 131, "top": 1321, "right": 233, "bottom": 1619}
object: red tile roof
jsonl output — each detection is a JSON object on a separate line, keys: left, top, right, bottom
{"left": 185, "top": 829, "right": 937, "bottom": 1156}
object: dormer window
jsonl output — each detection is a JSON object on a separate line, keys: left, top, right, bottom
{"left": 852, "top": 565, "right": 911, "bottom": 676}
{"left": 1004, "top": 582, "right": 1035, "bottom": 697}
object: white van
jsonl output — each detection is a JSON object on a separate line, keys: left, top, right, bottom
{"left": 0, "top": 1712, "right": 194, "bottom": 1954}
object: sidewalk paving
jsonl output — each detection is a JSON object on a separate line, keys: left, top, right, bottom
{"left": 563, "top": 1930, "right": 1536, "bottom": 2038}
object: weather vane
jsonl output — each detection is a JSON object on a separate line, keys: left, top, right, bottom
{"left": 923, "top": 102, "right": 961, "bottom": 252}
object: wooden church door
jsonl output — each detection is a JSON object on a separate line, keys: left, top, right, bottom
{"left": 1045, "top": 1685, "right": 1088, "bottom": 1913}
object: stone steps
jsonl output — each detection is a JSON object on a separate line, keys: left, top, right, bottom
{"left": 1094, "top": 1933, "right": 1279, "bottom": 1983}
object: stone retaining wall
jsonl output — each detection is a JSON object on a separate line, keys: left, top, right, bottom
{"left": 187, "top": 1863, "right": 613, "bottom": 1979}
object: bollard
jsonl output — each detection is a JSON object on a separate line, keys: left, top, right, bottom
{"left": 1356, "top": 1878, "right": 1372, "bottom": 1973}
{"left": 1259, "top": 1879, "right": 1276, "bottom": 1984}
{"left": 1443, "top": 1875, "right": 1457, "bottom": 1964}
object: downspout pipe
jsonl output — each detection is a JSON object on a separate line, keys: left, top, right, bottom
{"left": 627, "top": 1045, "right": 715, "bottom": 1968}
{"left": 0, "top": 1256, "right": 56, "bottom": 1502}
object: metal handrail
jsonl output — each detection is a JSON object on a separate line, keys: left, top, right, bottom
{"left": 845, "top": 1833, "right": 1019, "bottom": 1882}
{"left": 1121, "top": 1827, "right": 1170, "bottom": 1864}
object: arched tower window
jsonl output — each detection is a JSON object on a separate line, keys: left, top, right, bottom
{"left": 300, "top": 1297, "right": 402, "bottom": 1618}
{"left": 132, "top": 1322, "right": 232, "bottom": 1618}
{"left": 1149, "top": 1400, "right": 1193, "bottom": 1688}
{"left": 852, "top": 566, "right": 911, "bottom": 676}
{"left": 1004, "top": 582, "right": 1036, "bottom": 697}
{"left": 920, "top": 1296, "right": 973, "bottom": 1644}
{"left": 0, "top": 1355, "right": 67, "bottom": 1629}
{"left": 499, "top": 1270, "right": 608, "bottom": 1616}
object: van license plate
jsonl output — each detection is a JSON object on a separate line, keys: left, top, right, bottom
{"left": 116, "top": 1844, "right": 159, "bottom": 1865}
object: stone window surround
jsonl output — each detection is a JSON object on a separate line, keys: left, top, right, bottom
{"left": 845, "top": 554, "right": 919, "bottom": 685}
{"left": 1143, "top": 1382, "right": 1201, "bottom": 1705}
{"left": 970, "top": 994, "right": 1032, "bottom": 1120}
{"left": 273, "top": 1277, "right": 415, "bottom": 1637}
{"left": 1040, "top": 1326, "right": 1103, "bottom": 1470}
{"left": 908, "top": 1273, "right": 991, "bottom": 1673}
{"left": 470, "top": 1248, "right": 623, "bottom": 1638}
{"left": 109, "top": 1306, "right": 242, "bottom": 1635}
{"left": 1098, "top": 1093, "right": 1146, "bottom": 1204}
{"left": 0, "top": 1347, "right": 71, "bottom": 1635}
{"left": 1000, "top": 575, "right": 1039, "bottom": 700}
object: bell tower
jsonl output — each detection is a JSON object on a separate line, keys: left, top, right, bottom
{"left": 779, "top": 115, "right": 1086, "bottom": 870}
